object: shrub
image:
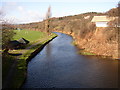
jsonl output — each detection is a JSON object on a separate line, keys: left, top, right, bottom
{"left": 2, "top": 24, "right": 16, "bottom": 50}
{"left": 103, "top": 27, "right": 118, "bottom": 43}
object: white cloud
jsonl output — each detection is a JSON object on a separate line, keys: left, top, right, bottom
{"left": 18, "top": 6, "right": 24, "bottom": 11}
{"left": 10, "top": 9, "right": 44, "bottom": 24}
{"left": 13, "top": 5, "right": 44, "bottom": 23}
{"left": 1, "top": 2, "right": 45, "bottom": 24}
{"left": 2, "top": 3, "right": 44, "bottom": 24}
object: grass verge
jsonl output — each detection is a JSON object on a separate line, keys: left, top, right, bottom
{"left": 2, "top": 54, "right": 15, "bottom": 82}
{"left": 78, "top": 50, "right": 96, "bottom": 55}
{"left": 3, "top": 31, "right": 57, "bottom": 88}
{"left": 78, "top": 50, "right": 113, "bottom": 59}
{"left": 12, "top": 33, "right": 57, "bottom": 88}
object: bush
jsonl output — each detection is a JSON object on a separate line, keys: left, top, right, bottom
{"left": 2, "top": 24, "right": 16, "bottom": 50}
{"left": 103, "top": 27, "right": 118, "bottom": 43}
{"left": 79, "top": 19, "right": 96, "bottom": 39}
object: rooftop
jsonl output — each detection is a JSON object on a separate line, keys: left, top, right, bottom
{"left": 91, "top": 16, "right": 116, "bottom": 22}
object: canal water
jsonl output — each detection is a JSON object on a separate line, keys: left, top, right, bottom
{"left": 23, "top": 32, "right": 118, "bottom": 88}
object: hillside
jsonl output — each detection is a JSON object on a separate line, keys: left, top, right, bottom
{"left": 16, "top": 9, "right": 119, "bottom": 59}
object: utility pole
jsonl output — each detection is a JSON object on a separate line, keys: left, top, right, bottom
{"left": 45, "top": 5, "right": 51, "bottom": 35}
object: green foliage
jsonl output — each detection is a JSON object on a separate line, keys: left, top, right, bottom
{"left": 2, "top": 24, "right": 16, "bottom": 49}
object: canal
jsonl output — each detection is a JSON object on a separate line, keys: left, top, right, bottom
{"left": 22, "top": 32, "right": 118, "bottom": 88}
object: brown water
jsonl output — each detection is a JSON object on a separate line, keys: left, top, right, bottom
{"left": 22, "top": 32, "right": 118, "bottom": 88}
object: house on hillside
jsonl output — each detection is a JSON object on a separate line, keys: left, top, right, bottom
{"left": 91, "top": 16, "right": 116, "bottom": 27}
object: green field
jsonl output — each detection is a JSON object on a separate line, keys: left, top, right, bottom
{"left": 13, "top": 30, "right": 46, "bottom": 42}
{"left": 5, "top": 30, "right": 57, "bottom": 88}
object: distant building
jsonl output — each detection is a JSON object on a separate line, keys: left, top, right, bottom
{"left": 17, "top": 28, "right": 21, "bottom": 30}
{"left": 18, "top": 38, "right": 29, "bottom": 44}
{"left": 91, "top": 16, "right": 116, "bottom": 27}
{"left": 9, "top": 40, "right": 23, "bottom": 49}
{"left": 9, "top": 38, "right": 29, "bottom": 49}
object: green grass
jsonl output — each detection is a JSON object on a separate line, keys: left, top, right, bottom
{"left": 72, "top": 41, "right": 96, "bottom": 56}
{"left": 71, "top": 41, "right": 77, "bottom": 46}
{"left": 13, "top": 30, "right": 46, "bottom": 42}
{"left": 11, "top": 31, "right": 57, "bottom": 88}
{"left": 2, "top": 55, "right": 15, "bottom": 81}
{"left": 79, "top": 51, "right": 96, "bottom": 55}
{"left": 78, "top": 50, "right": 96, "bottom": 55}
{"left": 3, "top": 30, "right": 57, "bottom": 88}
{"left": 12, "top": 59, "right": 26, "bottom": 88}
{"left": 20, "top": 33, "right": 57, "bottom": 60}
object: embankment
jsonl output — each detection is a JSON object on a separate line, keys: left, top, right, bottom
{"left": 12, "top": 33, "right": 57, "bottom": 88}
{"left": 55, "top": 27, "right": 118, "bottom": 59}
{"left": 26, "top": 36, "right": 57, "bottom": 63}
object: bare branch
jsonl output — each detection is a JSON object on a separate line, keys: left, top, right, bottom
{"left": 45, "top": 5, "right": 51, "bottom": 19}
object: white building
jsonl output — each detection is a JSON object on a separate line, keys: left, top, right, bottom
{"left": 91, "top": 16, "right": 116, "bottom": 27}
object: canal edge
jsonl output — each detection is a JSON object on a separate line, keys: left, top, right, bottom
{"left": 19, "top": 35, "right": 57, "bottom": 88}
{"left": 26, "top": 36, "right": 57, "bottom": 63}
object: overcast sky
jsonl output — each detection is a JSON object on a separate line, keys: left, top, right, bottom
{"left": 0, "top": 0, "right": 119, "bottom": 24}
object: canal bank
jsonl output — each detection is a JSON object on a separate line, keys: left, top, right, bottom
{"left": 18, "top": 33, "right": 57, "bottom": 88}
{"left": 22, "top": 32, "right": 118, "bottom": 88}
{"left": 26, "top": 35, "right": 57, "bottom": 63}
{"left": 3, "top": 33, "right": 57, "bottom": 89}
{"left": 53, "top": 30, "right": 118, "bottom": 59}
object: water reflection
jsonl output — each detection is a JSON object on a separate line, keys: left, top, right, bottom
{"left": 46, "top": 43, "right": 51, "bottom": 58}
{"left": 23, "top": 32, "right": 119, "bottom": 88}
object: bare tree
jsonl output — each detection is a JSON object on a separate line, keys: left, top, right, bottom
{"left": 0, "top": 8, "right": 15, "bottom": 53}
{"left": 45, "top": 5, "right": 52, "bottom": 35}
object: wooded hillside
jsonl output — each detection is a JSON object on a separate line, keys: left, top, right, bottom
{"left": 16, "top": 7, "right": 119, "bottom": 59}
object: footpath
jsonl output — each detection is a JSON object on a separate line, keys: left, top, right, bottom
{"left": 2, "top": 34, "right": 57, "bottom": 88}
